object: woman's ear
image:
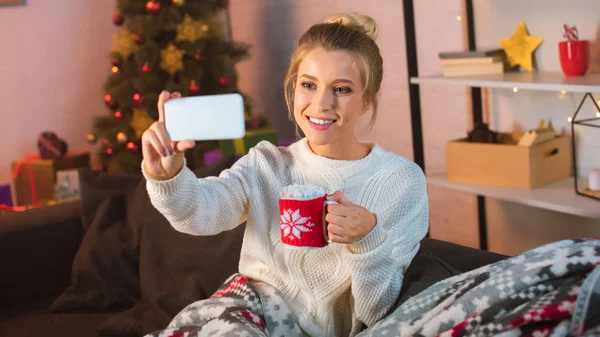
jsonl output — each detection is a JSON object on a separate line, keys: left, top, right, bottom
{"left": 360, "top": 98, "right": 371, "bottom": 115}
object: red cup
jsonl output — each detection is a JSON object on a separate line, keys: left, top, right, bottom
{"left": 559, "top": 40, "right": 590, "bottom": 76}
{"left": 279, "top": 195, "right": 336, "bottom": 249}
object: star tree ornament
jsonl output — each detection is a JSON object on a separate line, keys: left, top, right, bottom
{"left": 176, "top": 14, "right": 209, "bottom": 43}
{"left": 130, "top": 108, "right": 155, "bottom": 139}
{"left": 160, "top": 43, "right": 185, "bottom": 76}
{"left": 111, "top": 28, "right": 140, "bottom": 59}
{"left": 499, "top": 20, "right": 544, "bottom": 72}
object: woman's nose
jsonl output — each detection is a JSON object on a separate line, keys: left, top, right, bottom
{"left": 315, "top": 88, "right": 334, "bottom": 112}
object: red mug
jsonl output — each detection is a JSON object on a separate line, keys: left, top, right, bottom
{"left": 559, "top": 40, "right": 589, "bottom": 76}
{"left": 279, "top": 194, "right": 337, "bottom": 249}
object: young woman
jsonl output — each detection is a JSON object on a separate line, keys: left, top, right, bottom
{"left": 142, "top": 12, "right": 429, "bottom": 337}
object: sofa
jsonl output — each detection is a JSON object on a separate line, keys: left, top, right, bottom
{"left": 0, "top": 155, "right": 508, "bottom": 337}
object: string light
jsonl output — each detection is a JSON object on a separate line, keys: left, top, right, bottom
{"left": 596, "top": 112, "right": 600, "bottom": 118}
{"left": 456, "top": 15, "right": 462, "bottom": 21}
{"left": 112, "top": 66, "right": 119, "bottom": 73}
{"left": 513, "top": 87, "right": 519, "bottom": 93}
{"left": 568, "top": 116, "right": 573, "bottom": 123}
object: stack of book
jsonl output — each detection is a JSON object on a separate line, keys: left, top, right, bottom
{"left": 438, "top": 49, "right": 506, "bottom": 77}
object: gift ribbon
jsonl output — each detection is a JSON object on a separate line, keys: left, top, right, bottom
{"left": 12, "top": 154, "right": 41, "bottom": 206}
{"left": 37, "top": 134, "right": 63, "bottom": 158}
{"left": 0, "top": 204, "right": 27, "bottom": 212}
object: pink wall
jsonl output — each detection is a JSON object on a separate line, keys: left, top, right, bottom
{"left": 0, "top": 1, "right": 116, "bottom": 186}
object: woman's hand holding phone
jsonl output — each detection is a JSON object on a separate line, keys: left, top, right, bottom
{"left": 141, "top": 90, "right": 196, "bottom": 181}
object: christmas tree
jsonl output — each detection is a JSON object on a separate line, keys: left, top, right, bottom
{"left": 88, "top": 0, "right": 252, "bottom": 174}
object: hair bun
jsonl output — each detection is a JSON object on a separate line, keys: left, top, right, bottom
{"left": 323, "top": 12, "right": 378, "bottom": 41}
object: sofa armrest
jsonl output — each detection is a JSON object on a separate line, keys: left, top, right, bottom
{"left": 421, "top": 238, "right": 509, "bottom": 274}
{"left": 0, "top": 200, "right": 82, "bottom": 308}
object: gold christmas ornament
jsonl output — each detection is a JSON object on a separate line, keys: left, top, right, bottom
{"left": 111, "top": 28, "right": 140, "bottom": 59}
{"left": 116, "top": 132, "right": 128, "bottom": 143}
{"left": 172, "top": 0, "right": 185, "bottom": 6}
{"left": 176, "top": 14, "right": 209, "bottom": 43}
{"left": 499, "top": 21, "right": 543, "bottom": 72}
{"left": 160, "top": 43, "right": 185, "bottom": 76}
{"left": 130, "top": 108, "right": 155, "bottom": 139}
{"left": 87, "top": 133, "right": 98, "bottom": 144}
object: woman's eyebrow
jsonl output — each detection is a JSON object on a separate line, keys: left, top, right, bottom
{"left": 299, "top": 74, "right": 355, "bottom": 85}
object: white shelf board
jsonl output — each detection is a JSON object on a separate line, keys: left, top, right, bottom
{"left": 427, "top": 174, "right": 600, "bottom": 219}
{"left": 410, "top": 71, "right": 600, "bottom": 93}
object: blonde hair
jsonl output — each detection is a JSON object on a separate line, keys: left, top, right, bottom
{"left": 284, "top": 12, "right": 383, "bottom": 130}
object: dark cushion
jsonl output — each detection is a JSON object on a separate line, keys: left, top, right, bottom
{"left": 0, "top": 298, "right": 116, "bottom": 337}
{"left": 97, "top": 155, "right": 244, "bottom": 336}
{"left": 50, "top": 170, "right": 143, "bottom": 312}
{"left": 394, "top": 244, "right": 462, "bottom": 308}
{"left": 0, "top": 200, "right": 82, "bottom": 308}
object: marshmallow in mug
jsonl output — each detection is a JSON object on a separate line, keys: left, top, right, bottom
{"left": 281, "top": 183, "right": 326, "bottom": 199}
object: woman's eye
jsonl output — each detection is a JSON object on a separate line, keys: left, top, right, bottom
{"left": 334, "top": 87, "right": 352, "bottom": 94}
{"left": 301, "top": 82, "right": 315, "bottom": 89}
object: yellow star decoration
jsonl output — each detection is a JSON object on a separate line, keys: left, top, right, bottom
{"left": 130, "top": 108, "right": 155, "bottom": 139}
{"left": 111, "top": 28, "right": 139, "bottom": 59}
{"left": 176, "top": 14, "right": 209, "bottom": 43}
{"left": 499, "top": 21, "right": 544, "bottom": 72}
{"left": 160, "top": 43, "right": 185, "bottom": 76}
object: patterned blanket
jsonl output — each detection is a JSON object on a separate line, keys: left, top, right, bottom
{"left": 145, "top": 239, "right": 600, "bottom": 337}
{"left": 358, "top": 238, "right": 600, "bottom": 337}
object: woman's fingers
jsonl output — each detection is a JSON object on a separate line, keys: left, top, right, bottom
{"left": 157, "top": 90, "right": 169, "bottom": 122}
{"left": 144, "top": 129, "right": 167, "bottom": 158}
{"left": 150, "top": 122, "right": 173, "bottom": 156}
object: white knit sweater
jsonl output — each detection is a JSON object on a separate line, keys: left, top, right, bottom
{"left": 143, "top": 138, "right": 429, "bottom": 337}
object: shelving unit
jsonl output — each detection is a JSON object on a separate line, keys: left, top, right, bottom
{"left": 403, "top": 0, "right": 600, "bottom": 250}
{"left": 427, "top": 175, "right": 600, "bottom": 219}
{"left": 411, "top": 71, "right": 600, "bottom": 93}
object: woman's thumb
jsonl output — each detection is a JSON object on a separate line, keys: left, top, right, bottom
{"left": 175, "top": 140, "right": 196, "bottom": 152}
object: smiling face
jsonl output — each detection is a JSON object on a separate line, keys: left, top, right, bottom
{"left": 293, "top": 48, "right": 367, "bottom": 146}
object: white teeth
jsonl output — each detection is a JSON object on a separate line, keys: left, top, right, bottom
{"left": 309, "top": 117, "right": 335, "bottom": 125}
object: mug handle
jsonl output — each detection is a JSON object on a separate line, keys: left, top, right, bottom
{"left": 323, "top": 199, "right": 338, "bottom": 243}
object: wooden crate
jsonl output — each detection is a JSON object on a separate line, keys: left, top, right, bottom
{"left": 447, "top": 135, "right": 571, "bottom": 189}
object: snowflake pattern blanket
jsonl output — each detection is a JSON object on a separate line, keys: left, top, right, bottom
{"left": 357, "top": 238, "right": 600, "bottom": 337}
{"left": 145, "top": 239, "right": 600, "bottom": 337}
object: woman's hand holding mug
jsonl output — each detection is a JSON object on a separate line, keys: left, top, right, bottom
{"left": 141, "top": 90, "right": 196, "bottom": 180}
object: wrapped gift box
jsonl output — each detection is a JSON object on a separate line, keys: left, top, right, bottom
{"left": 0, "top": 184, "right": 12, "bottom": 207}
{"left": 219, "top": 128, "right": 278, "bottom": 156}
{"left": 11, "top": 151, "right": 90, "bottom": 206}
{"left": 208, "top": 137, "right": 294, "bottom": 167}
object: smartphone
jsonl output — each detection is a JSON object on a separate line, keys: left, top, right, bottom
{"left": 164, "top": 93, "right": 246, "bottom": 141}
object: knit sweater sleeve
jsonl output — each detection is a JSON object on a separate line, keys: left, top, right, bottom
{"left": 142, "top": 149, "right": 257, "bottom": 236}
{"left": 342, "top": 162, "right": 429, "bottom": 327}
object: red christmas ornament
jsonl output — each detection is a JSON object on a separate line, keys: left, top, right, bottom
{"left": 113, "top": 10, "right": 124, "bottom": 25}
{"left": 194, "top": 53, "right": 204, "bottom": 62}
{"left": 133, "top": 93, "right": 143, "bottom": 106}
{"left": 114, "top": 111, "right": 123, "bottom": 119}
{"left": 106, "top": 148, "right": 114, "bottom": 155}
{"left": 134, "top": 34, "right": 144, "bottom": 45}
{"left": 189, "top": 80, "right": 200, "bottom": 93}
{"left": 146, "top": 1, "right": 161, "bottom": 14}
{"left": 126, "top": 142, "right": 140, "bottom": 152}
{"left": 104, "top": 94, "right": 114, "bottom": 107}
{"left": 96, "top": 165, "right": 105, "bottom": 172}
{"left": 102, "top": 138, "right": 110, "bottom": 145}
{"left": 219, "top": 76, "right": 231, "bottom": 87}
{"left": 111, "top": 57, "right": 121, "bottom": 66}
{"left": 142, "top": 63, "right": 151, "bottom": 73}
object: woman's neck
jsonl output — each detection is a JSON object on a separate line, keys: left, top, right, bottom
{"left": 307, "top": 138, "right": 371, "bottom": 161}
